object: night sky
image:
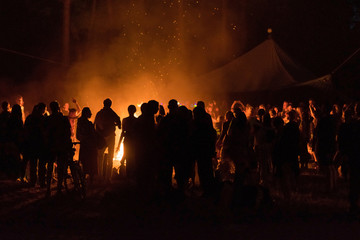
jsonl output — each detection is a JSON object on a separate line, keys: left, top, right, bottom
{"left": 0, "top": 0, "right": 359, "bottom": 89}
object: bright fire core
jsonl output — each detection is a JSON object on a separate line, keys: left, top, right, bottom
{"left": 113, "top": 142, "right": 124, "bottom": 170}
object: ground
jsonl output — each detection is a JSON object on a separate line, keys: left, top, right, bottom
{"left": 1, "top": 170, "right": 360, "bottom": 240}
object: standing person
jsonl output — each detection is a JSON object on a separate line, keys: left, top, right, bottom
{"left": 6, "top": 104, "right": 24, "bottom": 180}
{"left": 23, "top": 103, "right": 48, "bottom": 187}
{"left": 216, "top": 111, "right": 234, "bottom": 151}
{"left": 192, "top": 105, "right": 217, "bottom": 197}
{"left": 116, "top": 105, "right": 137, "bottom": 180}
{"left": 224, "top": 107, "right": 252, "bottom": 206}
{"left": 77, "top": 107, "right": 98, "bottom": 184}
{"left": 276, "top": 110, "right": 300, "bottom": 199}
{"left": 314, "top": 103, "right": 337, "bottom": 192}
{"left": 65, "top": 98, "right": 82, "bottom": 142}
{"left": 15, "top": 95, "right": 26, "bottom": 123}
{"left": 134, "top": 100, "right": 160, "bottom": 197}
{"left": 94, "top": 98, "right": 121, "bottom": 183}
{"left": 157, "top": 99, "right": 179, "bottom": 193}
{"left": 0, "top": 101, "right": 11, "bottom": 176}
{"left": 45, "top": 101, "right": 72, "bottom": 196}
{"left": 340, "top": 103, "right": 360, "bottom": 216}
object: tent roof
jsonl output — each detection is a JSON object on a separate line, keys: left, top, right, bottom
{"left": 292, "top": 74, "right": 332, "bottom": 88}
{"left": 199, "top": 38, "right": 313, "bottom": 93}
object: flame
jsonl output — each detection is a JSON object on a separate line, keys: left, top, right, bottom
{"left": 113, "top": 141, "right": 125, "bottom": 169}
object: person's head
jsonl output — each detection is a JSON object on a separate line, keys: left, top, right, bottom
{"left": 103, "top": 98, "right": 112, "bottom": 108}
{"left": 63, "top": 102, "right": 69, "bottom": 112}
{"left": 193, "top": 106, "right": 203, "bottom": 120}
{"left": 233, "top": 107, "right": 243, "bottom": 119}
{"left": 69, "top": 108, "right": 77, "bottom": 117}
{"left": 269, "top": 108, "right": 277, "bottom": 118}
{"left": 32, "top": 105, "right": 39, "bottom": 115}
{"left": 11, "top": 104, "right": 22, "bottom": 119}
{"left": 81, "top": 107, "right": 92, "bottom": 119}
{"left": 140, "top": 102, "right": 148, "bottom": 115}
{"left": 196, "top": 101, "right": 205, "bottom": 109}
{"left": 245, "top": 104, "right": 253, "bottom": 118}
{"left": 159, "top": 105, "right": 165, "bottom": 116}
{"left": 287, "top": 110, "right": 297, "bottom": 122}
{"left": 258, "top": 108, "right": 266, "bottom": 122}
{"left": 309, "top": 99, "right": 314, "bottom": 106}
{"left": 128, "top": 105, "right": 137, "bottom": 116}
{"left": 287, "top": 102, "right": 293, "bottom": 112}
{"left": 282, "top": 101, "right": 288, "bottom": 111}
{"left": 168, "top": 99, "right": 178, "bottom": 112}
{"left": 1, "top": 101, "right": 10, "bottom": 112}
{"left": 49, "top": 101, "right": 60, "bottom": 113}
{"left": 147, "top": 100, "right": 159, "bottom": 115}
{"left": 15, "top": 95, "right": 24, "bottom": 107}
{"left": 231, "top": 100, "right": 245, "bottom": 112}
{"left": 37, "top": 102, "right": 47, "bottom": 115}
{"left": 331, "top": 104, "right": 340, "bottom": 115}
{"left": 178, "top": 105, "right": 189, "bottom": 119}
{"left": 225, "top": 110, "right": 234, "bottom": 122}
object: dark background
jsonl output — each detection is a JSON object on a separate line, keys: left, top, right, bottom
{"left": 0, "top": 0, "right": 359, "bottom": 89}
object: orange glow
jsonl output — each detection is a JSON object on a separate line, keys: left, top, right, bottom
{"left": 113, "top": 141, "right": 125, "bottom": 169}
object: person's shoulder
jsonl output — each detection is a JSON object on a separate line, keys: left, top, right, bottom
{"left": 123, "top": 116, "right": 131, "bottom": 123}
{"left": 111, "top": 108, "right": 120, "bottom": 117}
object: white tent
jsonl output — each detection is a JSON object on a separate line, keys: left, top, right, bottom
{"left": 199, "top": 38, "right": 313, "bottom": 93}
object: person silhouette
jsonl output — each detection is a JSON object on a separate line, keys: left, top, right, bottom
{"left": 116, "top": 104, "right": 137, "bottom": 180}
{"left": 45, "top": 101, "right": 72, "bottom": 196}
{"left": 77, "top": 107, "right": 98, "bottom": 184}
{"left": 94, "top": 98, "right": 121, "bottom": 183}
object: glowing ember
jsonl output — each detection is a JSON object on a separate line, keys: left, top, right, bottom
{"left": 113, "top": 141, "right": 125, "bottom": 170}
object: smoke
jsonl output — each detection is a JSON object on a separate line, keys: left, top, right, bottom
{"left": 2, "top": 0, "right": 248, "bottom": 118}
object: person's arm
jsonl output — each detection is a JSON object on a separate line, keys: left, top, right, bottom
{"left": 116, "top": 120, "right": 126, "bottom": 152}
{"left": 72, "top": 98, "right": 82, "bottom": 116}
{"left": 116, "top": 131, "right": 125, "bottom": 153}
{"left": 114, "top": 111, "right": 121, "bottom": 130}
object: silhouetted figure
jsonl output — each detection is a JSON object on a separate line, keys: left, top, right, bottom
{"left": 156, "top": 105, "right": 166, "bottom": 124}
{"left": 158, "top": 100, "right": 193, "bottom": 195}
{"left": 117, "top": 105, "right": 137, "bottom": 180}
{"left": 339, "top": 104, "right": 360, "bottom": 215}
{"left": 275, "top": 110, "right": 300, "bottom": 199}
{"left": 0, "top": 101, "right": 11, "bottom": 176}
{"left": 337, "top": 108, "right": 354, "bottom": 181}
{"left": 77, "top": 107, "right": 98, "bottom": 184}
{"left": 224, "top": 107, "right": 252, "bottom": 207}
{"left": 157, "top": 99, "right": 180, "bottom": 192}
{"left": 6, "top": 104, "right": 24, "bottom": 180}
{"left": 67, "top": 99, "right": 82, "bottom": 142}
{"left": 15, "top": 95, "right": 26, "bottom": 123}
{"left": 23, "top": 103, "right": 47, "bottom": 187}
{"left": 314, "top": 103, "right": 337, "bottom": 192}
{"left": 196, "top": 100, "right": 214, "bottom": 128}
{"left": 135, "top": 100, "right": 160, "bottom": 197}
{"left": 94, "top": 98, "right": 121, "bottom": 183}
{"left": 297, "top": 103, "right": 311, "bottom": 169}
{"left": 46, "top": 101, "right": 72, "bottom": 196}
{"left": 216, "top": 111, "right": 234, "bottom": 151}
{"left": 192, "top": 105, "right": 217, "bottom": 196}
{"left": 254, "top": 112, "right": 275, "bottom": 188}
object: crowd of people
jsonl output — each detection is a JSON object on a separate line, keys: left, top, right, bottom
{"left": 1, "top": 95, "right": 360, "bottom": 215}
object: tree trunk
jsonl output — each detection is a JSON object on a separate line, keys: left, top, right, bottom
{"left": 63, "top": 0, "right": 70, "bottom": 65}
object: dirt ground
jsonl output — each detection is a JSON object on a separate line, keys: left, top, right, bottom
{"left": 1, "top": 170, "right": 360, "bottom": 240}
